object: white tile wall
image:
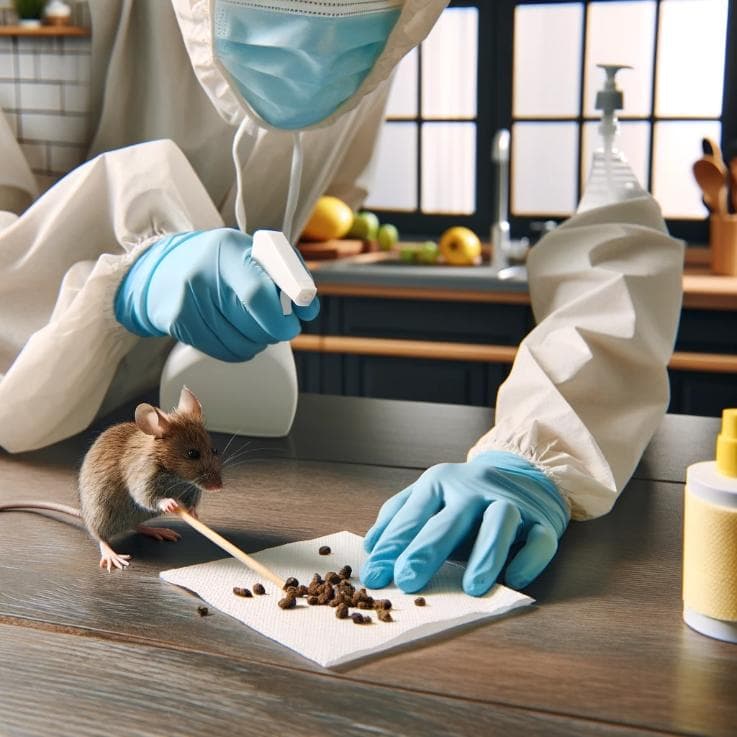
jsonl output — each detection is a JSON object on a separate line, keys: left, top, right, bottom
{"left": 0, "top": 51, "right": 14, "bottom": 78}
{"left": 21, "top": 111, "right": 87, "bottom": 142}
{"left": 20, "top": 141, "right": 46, "bottom": 170}
{"left": 0, "top": 80, "right": 15, "bottom": 108}
{"left": 0, "top": 34, "right": 91, "bottom": 191}
{"left": 16, "top": 53, "right": 34, "bottom": 78}
{"left": 49, "top": 143, "right": 83, "bottom": 173}
{"left": 63, "top": 83, "right": 88, "bottom": 113}
{"left": 19, "top": 82, "right": 61, "bottom": 110}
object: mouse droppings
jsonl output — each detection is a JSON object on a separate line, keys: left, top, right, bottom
{"left": 283, "top": 577, "right": 299, "bottom": 590}
{"left": 338, "top": 565, "right": 352, "bottom": 579}
{"left": 253, "top": 583, "right": 266, "bottom": 595}
{"left": 233, "top": 586, "right": 252, "bottom": 598}
{"left": 197, "top": 606, "right": 209, "bottom": 617}
{"left": 336, "top": 603, "right": 349, "bottom": 619}
{"left": 414, "top": 597, "right": 426, "bottom": 607}
{"left": 318, "top": 545, "right": 331, "bottom": 555}
{"left": 377, "top": 609, "right": 393, "bottom": 623}
{"left": 278, "top": 596, "right": 297, "bottom": 610}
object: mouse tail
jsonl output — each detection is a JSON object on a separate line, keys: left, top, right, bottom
{"left": 0, "top": 501, "right": 82, "bottom": 518}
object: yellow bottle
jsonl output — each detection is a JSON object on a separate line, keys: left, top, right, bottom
{"left": 683, "top": 408, "right": 737, "bottom": 643}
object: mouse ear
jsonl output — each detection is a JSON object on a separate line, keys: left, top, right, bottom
{"left": 178, "top": 385, "right": 203, "bottom": 420}
{"left": 135, "top": 403, "right": 171, "bottom": 437}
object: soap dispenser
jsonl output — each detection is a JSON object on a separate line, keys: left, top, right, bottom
{"left": 578, "top": 64, "right": 647, "bottom": 213}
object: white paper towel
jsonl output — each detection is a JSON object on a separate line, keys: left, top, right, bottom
{"left": 160, "top": 531, "right": 534, "bottom": 668}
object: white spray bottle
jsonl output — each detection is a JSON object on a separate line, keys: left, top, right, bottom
{"left": 159, "top": 130, "right": 316, "bottom": 438}
{"left": 578, "top": 64, "right": 647, "bottom": 213}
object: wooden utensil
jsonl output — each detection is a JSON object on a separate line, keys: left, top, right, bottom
{"left": 175, "top": 508, "right": 286, "bottom": 588}
{"left": 702, "top": 137, "right": 725, "bottom": 167}
{"left": 693, "top": 157, "right": 728, "bottom": 214}
{"left": 729, "top": 158, "right": 737, "bottom": 213}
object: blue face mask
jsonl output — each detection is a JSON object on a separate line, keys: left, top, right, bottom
{"left": 212, "top": 0, "right": 402, "bottom": 130}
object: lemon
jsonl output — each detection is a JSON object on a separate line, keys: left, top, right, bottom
{"left": 438, "top": 226, "right": 481, "bottom": 266}
{"left": 301, "top": 196, "right": 354, "bottom": 241}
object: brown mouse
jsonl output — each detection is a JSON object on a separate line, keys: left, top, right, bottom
{"left": 0, "top": 386, "right": 222, "bottom": 571}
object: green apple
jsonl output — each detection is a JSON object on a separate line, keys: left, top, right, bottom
{"left": 377, "top": 223, "right": 399, "bottom": 251}
{"left": 347, "top": 210, "right": 380, "bottom": 240}
{"left": 399, "top": 245, "right": 416, "bottom": 263}
{"left": 415, "top": 241, "right": 439, "bottom": 265}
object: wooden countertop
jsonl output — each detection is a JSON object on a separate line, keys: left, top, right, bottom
{"left": 309, "top": 248, "right": 737, "bottom": 310}
{"left": 0, "top": 394, "right": 732, "bottom": 737}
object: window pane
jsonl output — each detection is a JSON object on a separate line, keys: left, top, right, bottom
{"left": 512, "top": 122, "right": 578, "bottom": 215}
{"left": 652, "top": 120, "right": 722, "bottom": 218}
{"left": 656, "top": 0, "right": 728, "bottom": 118}
{"left": 386, "top": 48, "right": 417, "bottom": 119}
{"left": 584, "top": 1, "right": 656, "bottom": 118}
{"left": 514, "top": 3, "right": 583, "bottom": 117}
{"left": 582, "top": 121, "right": 651, "bottom": 192}
{"left": 421, "top": 7, "right": 478, "bottom": 119}
{"left": 364, "top": 123, "right": 417, "bottom": 212}
{"left": 421, "top": 122, "right": 476, "bottom": 214}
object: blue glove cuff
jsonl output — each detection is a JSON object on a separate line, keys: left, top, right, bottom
{"left": 114, "top": 231, "right": 203, "bottom": 337}
{"left": 470, "top": 451, "right": 570, "bottom": 538}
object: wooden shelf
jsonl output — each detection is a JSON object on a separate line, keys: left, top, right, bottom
{"left": 0, "top": 24, "right": 89, "bottom": 36}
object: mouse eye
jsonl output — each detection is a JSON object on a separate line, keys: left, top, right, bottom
{"left": 186, "top": 449, "right": 201, "bottom": 460}
{"left": 212, "top": 447, "right": 220, "bottom": 456}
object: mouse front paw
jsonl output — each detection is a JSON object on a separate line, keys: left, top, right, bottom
{"left": 158, "top": 498, "right": 181, "bottom": 514}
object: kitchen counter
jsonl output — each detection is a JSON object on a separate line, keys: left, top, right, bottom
{"left": 0, "top": 393, "right": 733, "bottom": 737}
{"left": 308, "top": 249, "right": 737, "bottom": 310}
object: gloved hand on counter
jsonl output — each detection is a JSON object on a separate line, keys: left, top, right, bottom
{"left": 114, "top": 228, "right": 320, "bottom": 362}
{"left": 360, "top": 451, "right": 570, "bottom": 595}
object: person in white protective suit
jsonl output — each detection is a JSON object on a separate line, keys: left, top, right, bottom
{"left": 0, "top": 1, "right": 684, "bottom": 596}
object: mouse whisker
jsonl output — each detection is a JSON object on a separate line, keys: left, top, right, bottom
{"left": 221, "top": 432, "right": 248, "bottom": 458}
{"left": 222, "top": 438, "right": 255, "bottom": 463}
{"left": 222, "top": 445, "right": 282, "bottom": 466}
{"left": 221, "top": 447, "right": 288, "bottom": 468}
{"left": 221, "top": 454, "right": 288, "bottom": 473}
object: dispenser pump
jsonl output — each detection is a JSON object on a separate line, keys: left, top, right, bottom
{"left": 595, "top": 64, "right": 631, "bottom": 141}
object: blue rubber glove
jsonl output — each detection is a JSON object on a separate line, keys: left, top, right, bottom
{"left": 114, "top": 228, "right": 320, "bottom": 362}
{"left": 360, "top": 451, "right": 569, "bottom": 595}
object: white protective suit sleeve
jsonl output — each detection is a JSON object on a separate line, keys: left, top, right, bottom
{"left": 468, "top": 195, "right": 684, "bottom": 521}
{"left": 0, "top": 139, "right": 223, "bottom": 453}
{"left": 0, "top": 107, "right": 38, "bottom": 216}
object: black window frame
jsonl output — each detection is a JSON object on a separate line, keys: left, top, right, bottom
{"left": 375, "top": 0, "right": 736, "bottom": 245}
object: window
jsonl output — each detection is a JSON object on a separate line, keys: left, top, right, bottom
{"left": 366, "top": 0, "right": 736, "bottom": 244}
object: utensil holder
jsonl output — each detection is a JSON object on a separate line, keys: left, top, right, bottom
{"left": 710, "top": 215, "right": 737, "bottom": 276}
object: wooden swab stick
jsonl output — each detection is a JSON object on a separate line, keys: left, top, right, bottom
{"left": 175, "top": 508, "right": 286, "bottom": 589}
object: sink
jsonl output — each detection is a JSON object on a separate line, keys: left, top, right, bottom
{"left": 311, "top": 256, "right": 529, "bottom": 291}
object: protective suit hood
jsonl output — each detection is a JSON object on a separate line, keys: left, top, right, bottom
{"left": 171, "top": 0, "right": 447, "bottom": 131}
